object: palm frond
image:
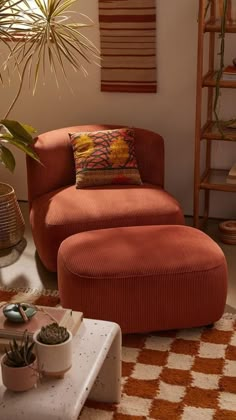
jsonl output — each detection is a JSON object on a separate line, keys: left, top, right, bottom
{"left": 0, "top": 0, "right": 99, "bottom": 170}
{"left": 3, "top": 0, "right": 100, "bottom": 104}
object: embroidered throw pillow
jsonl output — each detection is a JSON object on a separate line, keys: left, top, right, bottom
{"left": 69, "top": 127, "right": 142, "bottom": 188}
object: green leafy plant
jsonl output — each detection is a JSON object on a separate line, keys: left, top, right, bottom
{"left": 0, "top": 0, "right": 99, "bottom": 172}
{"left": 37, "top": 322, "right": 69, "bottom": 345}
{"left": 0, "top": 120, "right": 39, "bottom": 172}
{"left": 4, "top": 331, "right": 35, "bottom": 367}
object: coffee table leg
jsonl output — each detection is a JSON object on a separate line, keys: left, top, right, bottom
{"left": 89, "top": 328, "right": 121, "bottom": 403}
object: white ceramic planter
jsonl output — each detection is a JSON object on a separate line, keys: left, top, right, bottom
{"left": 1, "top": 354, "right": 38, "bottom": 392}
{"left": 33, "top": 329, "right": 73, "bottom": 378}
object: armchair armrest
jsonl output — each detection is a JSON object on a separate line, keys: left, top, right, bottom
{"left": 134, "top": 127, "right": 164, "bottom": 187}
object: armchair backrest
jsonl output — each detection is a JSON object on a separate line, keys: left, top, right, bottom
{"left": 26, "top": 125, "right": 164, "bottom": 204}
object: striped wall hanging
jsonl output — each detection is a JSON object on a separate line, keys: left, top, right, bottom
{"left": 98, "top": 0, "right": 157, "bottom": 93}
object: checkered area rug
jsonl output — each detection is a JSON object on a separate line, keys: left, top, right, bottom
{"left": 0, "top": 288, "right": 236, "bottom": 419}
{"left": 80, "top": 314, "right": 236, "bottom": 420}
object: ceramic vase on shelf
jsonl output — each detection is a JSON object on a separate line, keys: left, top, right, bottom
{"left": 0, "top": 182, "right": 25, "bottom": 250}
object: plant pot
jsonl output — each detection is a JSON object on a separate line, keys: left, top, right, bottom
{"left": 1, "top": 354, "right": 38, "bottom": 392}
{"left": 33, "top": 329, "right": 73, "bottom": 378}
{"left": 0, "top": 182, "right": 25, "bottom": 250}
{"left": 219, "top": 220, "right": 236, "bottom": 244}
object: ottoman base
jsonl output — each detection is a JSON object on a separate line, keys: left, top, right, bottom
{"left": 58, "top": 225, "right": 227, "bottom": 333}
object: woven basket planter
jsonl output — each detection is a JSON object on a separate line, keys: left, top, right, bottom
{"left": 0, "top": 183, "right": 25, "bottom": 250}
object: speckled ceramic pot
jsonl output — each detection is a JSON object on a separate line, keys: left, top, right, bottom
{"left": 33, "top": 329, "right": 73, "bottom": 378}
{"left": 1, "top": 354, "right": 38, "bottom": 392}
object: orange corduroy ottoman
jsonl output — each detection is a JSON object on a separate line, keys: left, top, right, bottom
{"left": 57, "top": 225, "right": 228, "bottom": 333}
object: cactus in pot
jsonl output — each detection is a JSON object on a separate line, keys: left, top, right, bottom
{"left": 4, "top": 333, "right": 35, "bottom": 367}
{"left": 1, "top": 331, "right": 38, "bottom": 391}
{"left": 33, "top": 323, "right": 72, "bottom": 378}
{"left": 37, "top": 323, "right": 69, "bottom": 345}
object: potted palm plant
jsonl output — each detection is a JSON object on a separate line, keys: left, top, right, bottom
{"left": 1, "top": 331, "right": 38, "bottom": 391}
{"left": 33, "top": 322, "right": 72, "bottom": 378}
{"left": 0, "top": 0, "right": 98, "bottom": 249}
{"left": 0, "top": 0, "right": 99, "bottom": 172}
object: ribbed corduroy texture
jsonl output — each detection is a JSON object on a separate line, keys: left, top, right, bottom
{"left": 58, "top": 225, "right": 228, "bottom": 333}
{"left": 26, "top": 125, "right": 184, "bottom": 272}
{"left": 30, "top": 183, "right": 184, "bottom": 271}
{"left": 26, "top": 125, "right": 164, "bottom": 203}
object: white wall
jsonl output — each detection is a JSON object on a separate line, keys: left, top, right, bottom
{"left": 0, "top": 0, "right": 235, "bottom": 218}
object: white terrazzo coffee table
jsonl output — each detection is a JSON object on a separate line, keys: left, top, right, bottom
{"left": 0, "top": 318, "right": 121, "bottom": 420}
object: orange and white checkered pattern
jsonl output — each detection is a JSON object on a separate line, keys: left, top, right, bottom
{"left": 80, "top": 314, "right": 236, "bottom": 419}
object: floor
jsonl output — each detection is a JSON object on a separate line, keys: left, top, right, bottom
{"left": 0, "top": 202, "right": 57, "bottom": 292}
{"left": 0, "top": 202, "right": 235, "bottom": 313}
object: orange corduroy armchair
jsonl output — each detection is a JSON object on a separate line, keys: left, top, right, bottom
{"left": 26, "top": 125, "right": 185, "bottom": 272}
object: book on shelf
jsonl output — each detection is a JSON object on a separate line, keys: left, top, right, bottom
{"left": 222, "top": 65, "right": 236, "bottom": 81}
{"left": 0, "top": 303, "right": 83, "bottom": 349}
{"left": 226, "top": 162, "right": 236, "bottom": 184}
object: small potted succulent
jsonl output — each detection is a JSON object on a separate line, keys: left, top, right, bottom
{"left": 1, "top": 331, "right": 38, "bottom": 392}
{"left": 33, "top": 323, "right": 73, "bottom": 378}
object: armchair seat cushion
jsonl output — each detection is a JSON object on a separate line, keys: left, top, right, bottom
{"left": 30, "top": 183, "right": 184, "bottom": 272}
